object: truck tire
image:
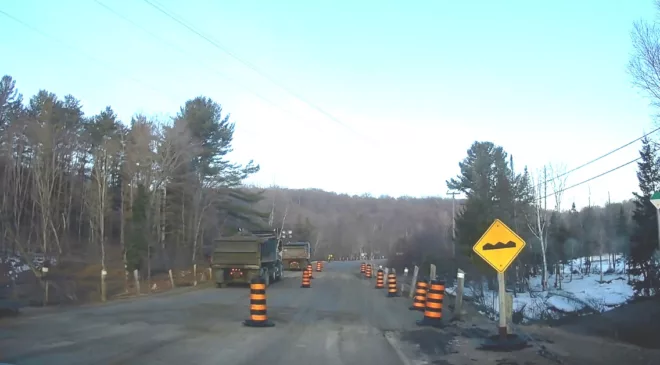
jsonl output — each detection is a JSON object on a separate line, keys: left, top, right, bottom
{"left": 275, "top": 264, "right": 282, "bottom": 281}
{"left": 264, "top": 273, "right": 270, "bottom": 287}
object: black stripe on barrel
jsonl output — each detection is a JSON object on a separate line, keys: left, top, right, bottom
{"left": 243, "top": 276, "right": 275, "bottom": 327}
{"left": 375, "top": 269, "right": 384, "bottom": 289}
{"left": 387, "top": 272, "right": 398, "bottom": 297}
{"left": 416, "top": 279, "right": 444, "bottom": 328}
{"left": 409, "top": 278, "right": 428, "bottom": 311}
{"left": 307, "top": 264, "right": 314, "bottom": 279}
{"left": 301, "top": 268, "right": 311, "bottom": 288}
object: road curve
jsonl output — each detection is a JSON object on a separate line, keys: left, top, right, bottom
{"left": 1, "top": 260, "right": 430, "bottom": 365}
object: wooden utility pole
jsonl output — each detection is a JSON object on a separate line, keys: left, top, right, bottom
{"left": 447, "top": 191, "right": 459, "bottom": 258}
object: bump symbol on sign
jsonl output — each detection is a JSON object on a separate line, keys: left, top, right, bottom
{"left": 472, "top": 219, "right": 526, "bottom": 273}
{"left": 482, "top": 241, "right": 517, "bottom": 250}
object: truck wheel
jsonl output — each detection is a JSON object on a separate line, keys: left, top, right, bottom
{"left": 264, "top": 273, "right": 270, "bottom": 287}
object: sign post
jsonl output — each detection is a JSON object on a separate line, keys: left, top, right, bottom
{"left": 651, "top": 191, "right": 660, "bottom": 251}
{"left": 473, "top": 219, "right": 526, "bottom": 341}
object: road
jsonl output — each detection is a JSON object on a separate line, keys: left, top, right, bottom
{"left": 7, "top": 260, "right": 654, "bottom": 365}
{"left": 0, "top": 260, "right": 437, "bottom": 365}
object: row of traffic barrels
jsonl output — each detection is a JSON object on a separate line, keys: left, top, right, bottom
{"left": 361, "top": 262, "right": 445, "bottom": 328}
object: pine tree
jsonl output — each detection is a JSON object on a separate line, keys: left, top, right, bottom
{"left": 126, "top": 184, "right": 149, "bottom": 272}
{"left": 629, "top": 136, "right": 660, "bottom": 296}
{"left": 447, "top": 141, "right": 532, "bottom": 287}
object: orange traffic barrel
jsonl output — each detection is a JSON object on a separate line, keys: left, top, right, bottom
{"left": 307, "top": 264, "right": 314, "bottom": 279}
{"left": 360, "top": 262, "right": 366, "bottom": 273}
{"left": 409, "top": 278, "right": 428, "bottom": 311}
{"left": 365, "top": 264, "right": 372, "bottom": 279}
{"left": 416, "top": 279, "right": 445, "bottom": 327}
{"left": 387, "top": 272, "right": 398, "bottom": 297}
{"left": 301, "top": 269, "right": 311, "bottom": 288}
{"left": 316, "top": 261, "right": 322, "bottom": 272}
{"left": 375, "top": 269, "right": 384, "bottom": 289}
{"left": 243, "top": 277, "right": 275, "bottom": 327}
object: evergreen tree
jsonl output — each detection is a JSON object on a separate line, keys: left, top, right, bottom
{"left": 629, "top": 136, "right": 660, "bottom": 296}
{"left": 126, "top": 184, "right": 149, "bottom": 272}
{"left": 447, "top": 141, "right": 532, "bottom": 278}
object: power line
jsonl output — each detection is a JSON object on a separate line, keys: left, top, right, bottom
{"left": 94, "top": 0, "right": 317, "bottom": 136}
{"left": 140, "top": 0, "right": 378, "bottom": 145}
{"left": 0, "top": 9, "right": 180, "bottom": 106}
{"left": 544, "top": 126, "right": 660, "bottom": 184}
{"left": 543, "top": 156, "right": 641, "bottom": 200}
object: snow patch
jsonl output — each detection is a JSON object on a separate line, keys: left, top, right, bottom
{"left": 445, "top": 255, "right": 636, "bottom": 321}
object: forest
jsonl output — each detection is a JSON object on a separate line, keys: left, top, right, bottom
{"left": 0, "top": 74, "right": 460, "bottom": 304}
{"left": 1, "top": 68, "right": 659, "bottom": 305}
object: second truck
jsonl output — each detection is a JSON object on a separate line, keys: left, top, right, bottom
{"left": 281, "top": 241, "right": 311, "bottom": 270}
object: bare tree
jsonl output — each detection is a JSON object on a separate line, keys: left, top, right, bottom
{"left": 526, "top": 166, "right": 550, "bottom": 290}
{"left": 548, "top": 163, "right": 568, "bottom": 212}
{"left": 87, "top": 135, "right": 118, "bottom": 302}
{"left": 629, "top": 2, "right": 660, "bottom": 109}
{"left": 153, "top": 119, "right": 195, "bottom": 288}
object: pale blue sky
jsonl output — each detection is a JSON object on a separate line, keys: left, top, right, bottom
{"left": 1, "top": 0, "right": 658, "bottom": 209}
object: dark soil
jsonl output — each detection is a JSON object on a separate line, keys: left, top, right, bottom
{"left": 554, "top": 296, "right": 660, "bottom": 349}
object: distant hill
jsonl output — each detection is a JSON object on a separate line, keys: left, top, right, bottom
{"left": 248, "top": 187, "right": 455, "bottom": 258}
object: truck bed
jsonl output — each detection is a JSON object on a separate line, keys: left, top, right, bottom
{"left": 213, "top": 236, "right": 279, "bottom": 267}
{"left": 282, "top": 246, "right": 310, "bottom": 259}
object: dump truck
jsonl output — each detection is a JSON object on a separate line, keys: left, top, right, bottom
{"left": 281, "top": 241, "right": 311, "bottom": 270}
{"left": 211, "top": 229, "right": 283, "bottom": 287}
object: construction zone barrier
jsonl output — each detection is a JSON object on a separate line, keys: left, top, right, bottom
{"left": 307, "top": 264, "right": 314, "bottom": 279}
{"left": 387, "top": 272, "right": 398, "bottom": 297}
{"left": 375, "top": 269, "right": 384, "bottom": 289}
{"left": 416, "top": 279, "right": 444, "bottom": 328}
{"left": 243, "top": 277, "right": 275, "bottom": 327}
{"left": 360, "top": 262, "right": 366, "bottom": 273}
{"left": 316, "top": 261, "right": 322, "bottom": 272}
{"left": 409, "top": 278, "right": 428, "bottom": 311}
{"left": 365, "top": 264, "right": 373, "bottom": 279}
{"left": 301, "top": 268, "right": 311, "bottom": 288}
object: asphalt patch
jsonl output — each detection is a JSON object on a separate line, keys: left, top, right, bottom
{"left": 400, "top": 328, "right": 458, "bottom": 356}
{"left": 457, "top": 326, "right": 490, "bottom": 339}
{"left": 264, "top": 306, "right": 301, "bottom": 324}
{"left": 479, "top": 334, "right": 531, "bottom": 352}
{"left": 314, "top": 309, "right": 362, "bottom": 324}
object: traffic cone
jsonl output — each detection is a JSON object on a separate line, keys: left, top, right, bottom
{"left": 375, "top": 269, "right": 384, "bottom": 289}
{"left": 301, "top": 269, "right": 311, "bottom": 288}
{"left": 243, "top": 277, "right": 275, "bottom": 327}
{"left": 409, "top": 278, "right": 428, "bottom": 311}
{"left": 387, "top": 272, "right": 398, "bottom": 297}
{"left": 416, "top": 279, "right": 445, "bottom": 327}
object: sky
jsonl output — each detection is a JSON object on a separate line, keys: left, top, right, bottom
{"left": 1, "top": 0, "right": 658, "bottom": 210}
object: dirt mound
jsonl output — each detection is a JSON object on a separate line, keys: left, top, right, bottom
{"left": 555, "top": 296, "right": 660, "bottom": 349}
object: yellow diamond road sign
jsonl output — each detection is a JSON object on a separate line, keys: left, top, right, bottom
{"left": 472, "top": 219, "right": 526, "bottom": 273}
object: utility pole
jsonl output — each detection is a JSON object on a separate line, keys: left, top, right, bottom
{"left": 446, "top": 191, "right": 459, "bottom": 259}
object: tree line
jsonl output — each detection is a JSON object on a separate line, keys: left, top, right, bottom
{"left": 0, "top": 74, "right": 263, "bottom": 300}
{"left": 391, "top": 2, "right": 660, "bottom": 298}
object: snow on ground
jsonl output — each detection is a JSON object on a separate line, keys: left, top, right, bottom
{"left": 1, "top": 254, "right": 57, "bottom": 283}
{"left": 445, "top": 255, "right": 635, "bottom": 322}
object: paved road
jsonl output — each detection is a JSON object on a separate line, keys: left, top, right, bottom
{"left": 0, "top": 260, "right": 437, "bottom": 365}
